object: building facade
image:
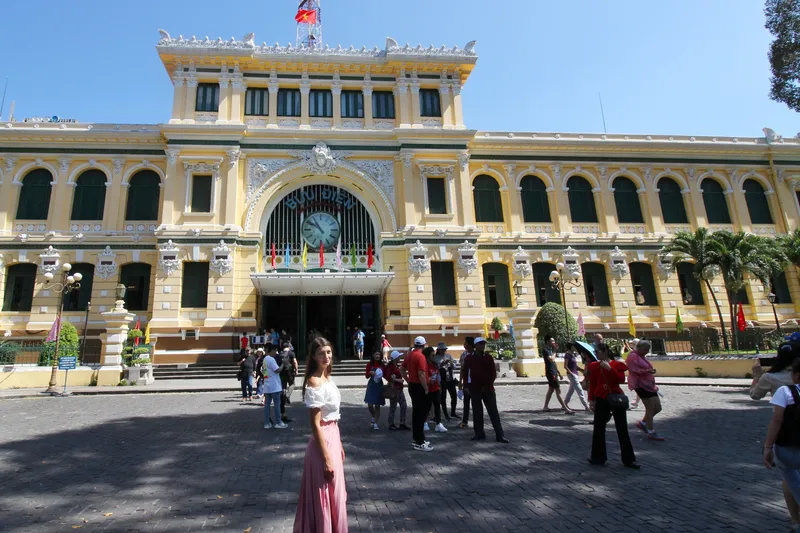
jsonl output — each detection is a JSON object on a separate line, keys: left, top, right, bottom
{"left": 1, "top": 31, "right": 799, "bottom": 370}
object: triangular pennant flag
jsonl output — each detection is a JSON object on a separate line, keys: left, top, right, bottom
{"left": 367, "top": 243, "right": 374, "bottom": 269}
{"left": 350, "top": 244, "right": 357, "bottom": 270}
{"left": 144, "top": 321, "right": 151, "bottom": 345}
{"left": 483, "top": 320, "right": 489, "bottom": 340}
{"left": 675, "top": 308, "right": 684, "bottom": 334}
{"left": 628, "top": 309, "right": 636, "bottom": 337}
{"left": 271, "top": 242, "right": 276, "bottom": 269}
{"left": 319, "top": 241, "right": 325, "bottom": 268}
{"left": 285, "top": 243, "right": 290, "bottom": 270}
{"left": 45, "top": 316, "right": 61, "bottom": 343}
{"left": 577, "top": 313, "right": 585, "bottom": 336}
{"left": 134, "top": 318, "right": 141, "bottom": 346}
{"left": 737, "top": 303, "right": 747, "bottom": 332}
{"left": 301, "top": 243, "right": 308, "bottom": 270}
{"left": 336, "top": 240, "right": 342, "bottom": 271}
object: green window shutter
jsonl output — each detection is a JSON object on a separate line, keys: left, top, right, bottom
{"left": 62, "top": 263, "right": 94, "bottom": 311}
{"left": 743, "top": 179, "right": 773, "bottom": 224}
{"left": 16, "top": 169, "right": 53, "bottom": 220}
{"left": 701, "top": 179, "right": 731, "bottom": 224}
{"left": 3, "top": 263, "right": 36, "bottom": 312}
{"left": 613, "top": 177, "right": 644, "bottom": 223}
{"left": 245, "top": 88, "right": 269, "bottom": 116}
{"left": 181, "top": 262, "right": 209, "bottom": 308}
{"left": 676, "top": 262, "right": 705, "bottom": 305}
{"left": 426, "top": 178, "right": 447, "bottom": 214}
{"left": 630, "top": 262, "right": 658, "bottom": 306}
{"left": 341, "top": 90, "right": 364, "bottom": 118}
{"left": 482, "top": 263, "right": 511, "bottom": 308}
{"left": 567, "top": 176, "right": 598, "bottom": 223}
{"left": 533, "top": 263, "right": 562, "bottom": 306}
{"left": 419, "top": 89, "right": 441, "bottom": 117}
{"left": 372, "top": 91, "right": 395, "bottom": 119}
{"left": 125, "top": 170, "right": 161, "bottom": 221}
{"left": 581, "top": 262, "right": 610, "bottom": 306}
{"left": 431, "top": 262, "right": 457, "bottom": 306}
{"left": 310, "top": 90, "right": 333, "bottom": 117}
{"left": 658, "top": 178, "right": 689, "bottom": 224}
{"left": 70, "top": 170, "right": 107, "bottom": 220}
{"left": 121, "top": 263, "right": 152, "bottom": 311}
{"left": 277, "top": 89, "right": 301, "bottom": 117}
{"left": 520, "top": 176, "right": 551, "bottom": 223}
{"left": 191, "top": 175, "right": 213, "bottom": 213}
{"left": 195, "top": 84, "right": 219, "bottom": 112}
{"left": 472, "top": 175, "right": 504, "bottom": 223}
{"left": 771, "top": 272, "right": 793, "bottom": 304}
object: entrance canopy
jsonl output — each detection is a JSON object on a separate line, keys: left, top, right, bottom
{"left": 251, "top": 271, "right": 394, "bottom": 296}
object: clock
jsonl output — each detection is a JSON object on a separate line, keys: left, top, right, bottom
{"left": 301, "top": 212, "right": 341, "bottom": 250}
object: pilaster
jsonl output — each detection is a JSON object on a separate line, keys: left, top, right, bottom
{"left": 596, "top": 188, "right": 614, "bottom": 234}
{"left": 398, "top": 152, "right": 416, "bottom": 227}
{"left": 224, "top": 149, "right": 241, "bottom": 227}
{"left": 170, "top": 77, "right": 185, "bottom": 124}
{"left": 646, "top": 183, "right": 666, "bottom": 234}
{"left": 0, "top": 157, "right": 18, "bottom": 231}
{"left": 217, "top": 77, "right": 231, "bottom": 124}
{"left": 161, "top": 150, "right": 180, "bottom": 226}
{"left": 504, "top": 164, "right": 523, "bottom": 233}
{"left": 551, "top": 166, "right": 570, "bottom": 235}
{"left": 331, "top": 82, "right": 342, "bottom": 129}
{"left": 52, "top": 158, "right": 73, "bottom": 232}
{"left": 363, "top": 83, "right": 374, "bottom": 129}
{"left": 184, "top": 77, "right": 198, "bottom": 124}
{"left": 395, "top": 82, "right": 411, "bottom": 128}
{"left": 268, "top": 79, "right": 279, "bottom": 128}
{"left": 727, "top": 188, "right": 750, "bottom": 232}
{"left": 299, "top": 75, "right": 311, "bottom": 129}
{"left": 452, "top": 81, "right": 465, "bottom": 129}
{"left": 440, "top": 83, "right": 454, "bottom": 129}
{"left": 410, "top": 80, "right": 422, "bottom": 128}
{"left": 230, "top": 78, "right": 246, "bottom": 125}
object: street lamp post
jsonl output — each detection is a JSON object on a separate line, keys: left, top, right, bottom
{"left": 549, "top": 262, "right": 582, "bottom": 342}
{"left": 767, "top": 292, "right": 781, "bottom": 333}
{"left": 512, "top": 279, "right": 523, "bottom": 308}
{"left": 80, "top": 301, "right": 91, "bottom": 364}
{"left": 44, "top": 263, "right": 83, "bottom": 394}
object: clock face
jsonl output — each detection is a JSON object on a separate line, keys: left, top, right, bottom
{"left": 301, "top": 212, "right": 341, "bottom": 250}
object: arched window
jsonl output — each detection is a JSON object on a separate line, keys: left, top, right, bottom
{"left": 2, "top": 263, "right": 37, "bottom": 311}
{"left": 658, "top": 177, "right": 688, "bottom": 224}
{"left": 71, "top": 170, "right": 107, "bottom": 221}
{"left": 743, "top": 179, "right": 773, "bottom": 225}
{"left": 701, "top": 179, "right": 731, "bottom": 224}
{"left": 520, "top": 175, "right": 551, "bottom": 223}
{"left": 473, "top": 175, "right": 504, "bottom": 223}
{"left": 581, "top": 262, "right": 610, "bottom": 306}
{"left": 630, "top": 262, "right": 658, "bottom": 306}
{"left": 120, "top": 263, "right": 152, "bottom": 311}
{"left": 16, "top": 169, "right": 53, "bottom": 220}
{"left": 533, "top": 263, "right": 561, "bottom": 306}
{"left": 62, "top": 263, "right": 94, "bottom": 311}
{"left": 125, "top": 170, "right": 161, "bottom": 221}
{"left": 613, "top": 177, "right": 644, "bottom": 223}
{"left": 676, "top": 262, "right": 704, "bottom": 305}
{"left": 482, "top": 263, "right": 511, "bottom": 308}
{"left": 567, "top": 176, "right": 598, "bottom": 223}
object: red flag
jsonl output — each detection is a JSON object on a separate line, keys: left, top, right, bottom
{"left": 737, "top": 303, "right": 746, "bottom": 332}
{"left": 494, "top": 329, "right": 500, "bottom": 340}
{"left": 367, "top": 243, "right": 374, "bottom": 269}
{"left": 134, "top": 318, "right": 141, "bottom": 346}
{"left": 271, "top": 242, "right": 276, "bottom": 269}
{"left": 295, "top": 9, "right": 317, "bottom": 23}
{"left": 320, "top": 241, "right": 325, "bottom": 268}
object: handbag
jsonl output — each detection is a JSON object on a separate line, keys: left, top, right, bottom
{"left": 383, "top": 383, "right": 398, "bottom": 401}
{"left": 600, "top": 363, "right": 629, "bottom": 410}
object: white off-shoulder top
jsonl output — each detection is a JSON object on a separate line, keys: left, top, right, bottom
{"left": 304, "top": 379, "right": 342, "bottom": 422}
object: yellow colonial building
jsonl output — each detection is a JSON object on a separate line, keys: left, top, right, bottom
{"left": 1, "top": 28, "right": 799, "bottom": 384}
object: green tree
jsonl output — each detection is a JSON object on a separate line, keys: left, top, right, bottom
{"left": 777, "top": 228, "right": 800, "bottom": 267}
{"left": 661, "top": 228, "right": 730, "bottom": 350}
{"left": 533, "top": 301, "right": 577, "bottom": 346}
{"left": 39, "top": 322, "right": 80, "bottom": 366}
{"left": 765, "top": 0, "right": 800, "bottom": 112}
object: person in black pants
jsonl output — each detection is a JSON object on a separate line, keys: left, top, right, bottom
{"left": 587, "top": 343, "right": 639, "bottom": 469}
{"left": 402, "top": 337, "right": 433, "bottom": 451}
{"left": 459, "top": 337, "right": 474, "bottom": 428}
{"left": 436, "top": 342, "right": 458, "bottom": 421}
{"left": 237, "top": 349, "right": 256, "bottom": 401}
{"left": 462, "top": 337, "right": 509, "bottom": 444}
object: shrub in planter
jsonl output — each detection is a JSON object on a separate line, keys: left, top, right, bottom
{"left": 533, "top": 302, "right": 577, "bottom": 346}
{"left": 39, "top": 322, "right": 80, "bottom": 366}
{"left": 0, "top": 341, "right": 20, "bottom": 364}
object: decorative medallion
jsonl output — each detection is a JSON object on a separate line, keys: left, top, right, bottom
{"left": 210, "top": 240, "right": 233, "bottom": 276}
{"left": 95, "top": 246, "right": 118, "bottom": 280}
{"left": 408, "top": 240, "right": 431, "bottom": 275}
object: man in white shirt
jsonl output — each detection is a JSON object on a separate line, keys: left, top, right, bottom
{"left": 263, "top": 344, "right": 287, "bottom": 429}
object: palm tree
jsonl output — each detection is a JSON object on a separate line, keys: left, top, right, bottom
{"left": 661, "top": 228, "right": 730, "bottom": 350}
{"left": 777, "top": 228, "right": 800, "bottom": 268}
{"left": 708, "top": 231, "right": 787, "bottom": 349}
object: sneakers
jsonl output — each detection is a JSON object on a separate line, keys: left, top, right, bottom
{"left": 647, "top": 431, "right": 665, "bottom": 441}
{"left": 435, "top": 423, "right": 448, "bottom": 433}
{"left": 372, "top": 423, "right": 380, "bottom": 431}
{"left": 412, "top": 442, "right": 434, "bottom": 452}
{"left": 635, "top": 420, "right": 648, "bottom": 433}
{"left": 274, "top": 422, "right": 289, "bottom": 429}
{"left": 388, "top": 424, "right": 398, "bottom": 431}
{"left": 398, "top": 424, "right": 411, "bottom": 431}
{"left": 423, "top": 422, "right": 430, "bottom": 432}
{"left": 263, "top": 423, "right": 273, "bottom": 429}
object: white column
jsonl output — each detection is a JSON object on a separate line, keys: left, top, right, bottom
{"left": 170, "top": 77, "right": 185, "bottom": 124}
{"left": 396, "top": 81, "right": 410, "bottom": 128}
{"left": 217, "top": 77, "right": 230, "bottom": 124}
{"left": 363, "top": 83, "right": 373, "bottom": 129}
{"left": 331, "top": 82, "right": 342, "bottom": 128}
{"left": 268, "top": 79, "right": 279, "bottom": 128}
{"left": 300, "top": 75, "right": 311, "bottom": 129}
{"left": 440, "top": 83, "right": 454, "bottom": 129}
{"left": 410, "top": 80, "right": 421, "bottom": 128}
{"left": 230, "top": 79, "right": 246, "bottom": 125}
{"left": 184, "top": 77, "right": 198, "bottom": 124}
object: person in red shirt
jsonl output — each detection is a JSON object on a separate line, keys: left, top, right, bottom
{"left": 461, "top": 337, "right": 509, "bottom": 444}
{"left": 423, "top": 347, "right": 448, "bottom": 433}
{"left": 402, "top": 336, "right": 432, "bottom": 451}
{"left": 587, "top": 342, "right": 639, "bottom": 469}
{"left": 385, "top": 351, "right": 410, "bottom": 431}
{"left": 239, "top": 334, "right": 249, "bottom": 360}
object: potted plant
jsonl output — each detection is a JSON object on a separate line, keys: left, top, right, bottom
{"left": 122, "top": 328, "right": 154, "bottom": 385}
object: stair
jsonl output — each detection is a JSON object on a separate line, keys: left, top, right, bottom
{"left": 152, "top": 359, "right": 370, "bottom": 381}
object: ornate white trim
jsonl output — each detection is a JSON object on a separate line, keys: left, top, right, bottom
{"left": 290, "top": 142, "right": 348, "bottom": 175}
{"left": 408, "top": 240, "right": 431, "bottom": 275}
{"left": 373, "top": 119, "right": 394, "bottom": 130}
{"left": 95, "top": 246, "right": 118, "bottom": 280}
{"left": 39, "top": 246, "right": 60, "bottom": 274}
{"left": 278, "top": 118, "right": 300, "bottom": 128}
{"left": 226, "top": 149, "right": 241, "bottom": 166}
{"left": 349, "top": 159, "right": 395, "bottom": 204}
{"left": 456, "top": 240, "right": 478, "bottom": 275}
{"left": 246, "top": 158, "right": 294, "bottom": 202}
{"left": 656, "top": 248, "right": 673, "bottom": 278}
{"left": 210, "top": 240, "right": 233, "bottom": 276}
{"left": 562, "top": 246, "right": 581, "bottom": 278}
{"left": 419, "top": 164, "right": 454, "bottom": 182}
{"left": 184, "top": 161, "right": 221, "bottom": 181}
{"left": 609, "top": 246, "right": 629, "bottom": 278}
{"left": 341, "top": 119, "right": 364, "bottom": 129}
{"left": 511, "top": 246, "right": 532, "bottom": 278}
{"left": 158, "top": 240, "right": 181, "bottom": 277}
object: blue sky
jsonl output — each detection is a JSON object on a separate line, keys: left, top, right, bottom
{"left": 0, "top": 0, "right": 796, "bottom": 137}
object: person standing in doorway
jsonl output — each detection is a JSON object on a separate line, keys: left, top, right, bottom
{"left": 293, "top": 337, "right": 348, "bottom": 533}
{"left": 462, "top": 337, "right": 509, "bottom": 444}
{"left": 364, "top": 351, "right": 386, "bottom": 430}
{"left": 263, "top": 344, "right": 287, "bottom": 429}
{"left": 458, "top": 337, "right": 474, "bottom": 429}
{"left": 587, "top": 342, "right": 639, "bottom": 468}
{"left": 353, "top": 327, "right": 365, "bottom": 360}
{"left": 436, "top": 342, "right": 458, "bottom": 421}
{"left": 237, "top": 348, "right": 256, "bottom": 402}
{"left": 563, "top": 342, "right": 590, "bottom": 412}
{"left": 542, "top": 335, "right": 574, "bottom": 414}
{"left": 424, "top": 346, "right": 447, "bottom": 433}
{"left": 402, "top": 336, "right": 432, "bottom": 451}
{"left": 385, "top": 350, "right": 410, "bottom": 431}
{"left": 626, "top": 340, "right": 664, "bottom": 441}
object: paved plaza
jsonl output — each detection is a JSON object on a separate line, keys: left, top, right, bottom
{"left": 0, "top": 385, "right": 789, "bottom": 532}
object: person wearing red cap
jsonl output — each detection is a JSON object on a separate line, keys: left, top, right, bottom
{"left": 461, "top": 337, "right": 509, "bottom": 444}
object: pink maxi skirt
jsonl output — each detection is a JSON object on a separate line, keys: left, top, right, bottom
{"left": 293, "top": 421, "right": 348, "bottom": 533}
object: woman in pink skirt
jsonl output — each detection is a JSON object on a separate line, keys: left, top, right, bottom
{"left": 294, "top": 337, "right": 348, "bottom": 533}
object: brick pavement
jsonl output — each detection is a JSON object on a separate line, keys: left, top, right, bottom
{"left": 0, "top": 385, "right": 789, "bottom": 532}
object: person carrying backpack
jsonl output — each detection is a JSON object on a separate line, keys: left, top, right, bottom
{"left": 763, "top": 358, "right": 800, "bottom": 531}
